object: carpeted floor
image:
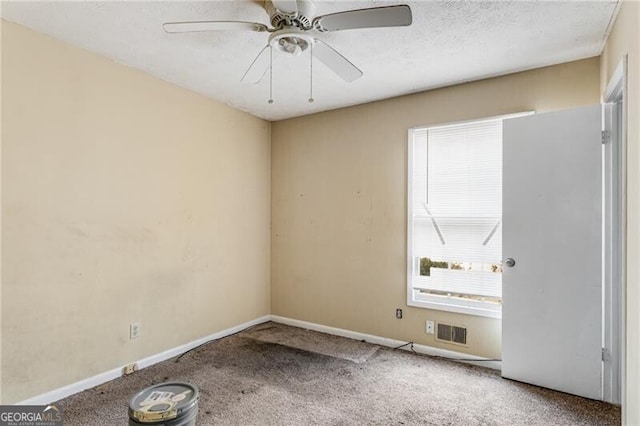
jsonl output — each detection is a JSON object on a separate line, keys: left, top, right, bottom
{"left": 57, "top": 322, "right": 620, "bottom": 425}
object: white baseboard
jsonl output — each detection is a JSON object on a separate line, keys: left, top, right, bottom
{"left": 17, "top": 315, "right": 271, "bottom": 405}
{"left": 270, "top": 315, "right": 502, "bottom": 370}
{"left": 18, "top": 313, "right": 499, "bottom": 405}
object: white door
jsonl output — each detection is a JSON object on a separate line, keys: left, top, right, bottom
{"left": 502, "top": 105, "right": 602, "bottom": 400}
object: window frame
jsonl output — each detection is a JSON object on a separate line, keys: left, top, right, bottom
{"left": 406, "top": 112, "right": 532, "bottom": 319}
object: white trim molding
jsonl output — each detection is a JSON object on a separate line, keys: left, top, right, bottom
{"left": 17, "top": 315, "right": 271, "bottom": 406}
{"left": 602, "top": 55, "right": 627, "bottom": 407}
{"left": 604, "top": 56, "right": 626, "bottom": 102}
{"left": 270, "top": 315, "right": 501, "bottom": 370}
{"left": 18, "top": 314, "right": 500, "bottom": 405}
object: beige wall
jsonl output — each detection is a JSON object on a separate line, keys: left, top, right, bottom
{"left": 600, "top": 1, "right": 640, "bottom": 423}
{"left": 1, "top": 21, "right": 271, "bottom": 403}
{"left": 271, "top": 57, "right": 601, "bottom": 359}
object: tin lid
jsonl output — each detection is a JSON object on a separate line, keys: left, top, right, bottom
{"left": 128, "top": 382, "right": 199, "bottom": 424}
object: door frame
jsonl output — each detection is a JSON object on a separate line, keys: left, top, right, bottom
{"left": 602, "top": 55, "right": 627, "bottom": 405}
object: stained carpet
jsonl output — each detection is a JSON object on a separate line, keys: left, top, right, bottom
{"left": 56, "top": 322, "right": 620, "bottom": 425}
{"left": 241, "top": 322, "right": 379, "bottom": 363}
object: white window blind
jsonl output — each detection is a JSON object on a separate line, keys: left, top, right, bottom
{"left": 408, "top": 117, "right": 504, "bottom": 315}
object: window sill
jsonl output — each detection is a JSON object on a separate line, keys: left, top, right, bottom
{"left": 407, "top": 297, "right": 502, "bottom": 319}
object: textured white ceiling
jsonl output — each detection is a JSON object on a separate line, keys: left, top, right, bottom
{"left": 1, "top": 0, "right": 618, "bottom": 121}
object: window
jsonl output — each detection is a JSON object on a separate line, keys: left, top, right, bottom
{"left": 407, "top": 115, "right": 517, "bottom": 318}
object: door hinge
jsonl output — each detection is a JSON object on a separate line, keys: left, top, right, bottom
{"left": 602, "top": 347, "right": 611, "bottom": 362}
{"left": 602, "top": 130, "right": 610, "bottom": 144}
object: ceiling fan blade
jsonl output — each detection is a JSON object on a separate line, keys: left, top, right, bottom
{"left": 241, "top": 46, "right": 275, "bottom": 84}
{"left": 314, "top": 5, "right": 412, "bottom": 32}
{"left": 313, "top": 40, "right": 362, "bottom": 83}
{"left": 163, "top": 21, "right": 268, "bottom": 33}
{"left": 272, "top": 0, "right": 298, "bottom": 15}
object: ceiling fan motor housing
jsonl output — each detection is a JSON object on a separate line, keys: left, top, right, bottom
{"left": 265, "top": 0, "right": 316, "bottom": 29}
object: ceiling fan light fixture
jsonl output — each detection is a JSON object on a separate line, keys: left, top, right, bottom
{"left": 269, "top": 30, "right": 314, "bottom": 56}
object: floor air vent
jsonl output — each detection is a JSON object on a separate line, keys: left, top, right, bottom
{"left": 436, "top": 323, "right": 467, "bottom": 346}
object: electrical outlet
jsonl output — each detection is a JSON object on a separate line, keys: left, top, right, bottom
{"left": 130, "top": 322, "right": 141, "bottom": 339}
{"left": 396, "top": 308, "right": 403, "bottom": 319}
{"left": 123, "top": 363, "right": 138, "bottom": 375}
{"left": 426, "top": 320, "right": 435, "bottom": 334}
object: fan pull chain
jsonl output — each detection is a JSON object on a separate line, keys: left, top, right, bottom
{"left": 268, "top": 46, "right": 274, "bottom": 104}
{"left": 308, "top": 43, "right": 314, "bottom": 103}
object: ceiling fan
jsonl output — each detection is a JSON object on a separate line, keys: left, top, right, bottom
{"left": 163, "top": 0, "right": 412, "bottom": 97}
